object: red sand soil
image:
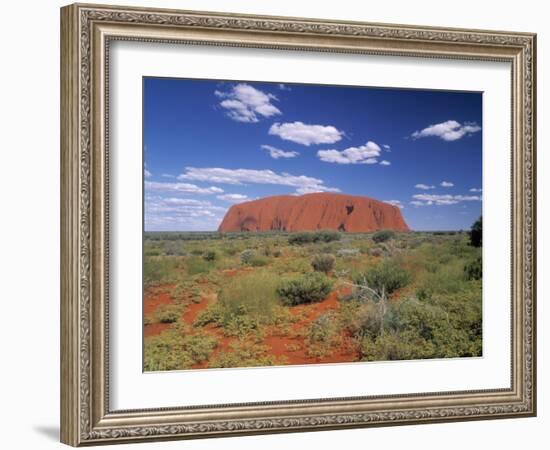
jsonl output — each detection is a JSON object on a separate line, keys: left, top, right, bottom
{"left": 158, "top": 277, "right": 361, "bottom": 367}
{"left": 218, "top": 192, "right": 409, "bottom": 233}
{"left": 181, "top": 284, "right": 361, "bottom": 367}
{"left": 182, "top": 292, "right": 213, "bottom": 324}
{"left": 178, "top": 291, "right": 238, "bottom": 369}
{"left": 144, "top": 285, "right": 176, "bottom": 337}
{"left": 262, "top": 286, "right": 359, "bottom": 365}
{"left": 143, "top": 285, "right": 175, "bottom": 316}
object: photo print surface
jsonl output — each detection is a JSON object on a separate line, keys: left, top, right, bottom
{"left": 142, "top": 78, "right": 483, "bottom": 372}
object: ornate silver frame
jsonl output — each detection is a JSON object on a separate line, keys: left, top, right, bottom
{"left": 60, "top": 3, "right": 536, "bottom": 446}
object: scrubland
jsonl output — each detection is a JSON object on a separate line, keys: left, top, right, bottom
{"left": 143, "top": 225, "right": 482, "bottom": 371}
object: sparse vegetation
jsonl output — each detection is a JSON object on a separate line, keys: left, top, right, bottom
{"left": 202, "top": 250, "right": 217, "bottom": 261}
{"left": 144, "top": 329, "right": 218, "bottom": 371}
{"left": 465, "top": 256, "right": 482, "bottom": 280}
{"left": 186, "top": 256, "right": 212, "bottom": 275}
{"left": 372, "top": 230, "right": 396, "bottom": 243}
{"left": 240, "top": 249, "right": 256, "bottom": 264}
{"left": 311, "top": 254, "right": 335, "bottom": 274}
{"left": 156, "top": 305, "right": 181, "bottom": 323}
{"left": 277, "top": 272, "right": 333, "bottom": 306}
{"left": 337, "top": 248, "right": 360, "bottom": 258}
{"left": 144, "top": 220, "right": 482, "bottom": 371}
{"left": 288, "top": 230, "right": 341, "bottom": 245}
{"left": 306, "top": 312, "right": 341, "bottom": 357}
{"left": 354, "top": 259, "right": 411, "bottom": 297}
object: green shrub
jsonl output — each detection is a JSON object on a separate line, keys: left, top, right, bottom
{"left": 356, "top": 293, "right": 479, "bottom": 362}
{"left": 155, "top": 305, "right": 180, "bottom": 323}
{"left": 248, "top": 254, "right": 269, "bottom": 267}
{"left": 346, "top": 302, "right": 383, "bottom": 338}
{"left": 277, "top": 272, "right": 333, "bottom": 306}
{"left": 464, "top": 256, "right": 482, "bottom": 280}
{"left": 288, "top": 230, "right": 340, "bottom": 245}
{"left": 382, "top": 295, "right": 482, "bottom": 358}
{"left": 337, "top": 248, "right": 360, "bottom": 258}
{"left": 469, "top": 216, "right": 482, "bottom": 247}
{"left": 311, "top": 254, "right": 335, "bottom": 274}
{"left": 360, "top": 332, "right": 435, "bottom": 362}
{"left": 223, "top": 246, "right": 239, "bottom": 256}
{"left": 273, "top": 249, "right": 282, "bottom": 258}
{"left": 219, "top": 271, "right": 279, "bottom": 318}
{"left": 384, "top": 298, "right": 448, "bottom": 342}
{"left": 143, "top": 257, "right": 180, "bottom": 287}
{"left": 416, "top": 287, "right": 432, "bottom": 301}
{"left": 208, "top": 340, "right": 278, "bottom": 368}
{"left": 202, "top": 250, "right": 217, "bottom": 261}
{"left": 306, "top": 312, "right": 341, "bottom": 357}
{"left": 367, "top": 247, "right": 383, "bottom": 257}
{"left": 316, "top": 229, "right": 341, "bottom": 243}
{"left": 320, "top": 243, "right": 339, "bottom": 254}
{"left": 288, "top": 232, "right": 315, "bottom": 245}
{"left": 182, "top": 333, "right": 218, "bottom": 362}
{"left": 240, "top": 249, "right": 256, "bottom": 264}
{"left": 143, "top": 329, "right": 217, "bottom": 371}
{"left": 196, "top": 271, "right": 280, "bottom": 337}
{"left": 354, "top": 260, "right": 410, "bottom": 297}
{"left": 418, "top": 262, "right": 468, "bottom": 295}
{"left": 372, "top": 230, "right": 396, "bottom": 243}
{"left": 163, "top": 241, "right": 186, "bottom": 256}
{"left": 194, "top": 302, "right": 226, "bottom": 328}
{"left": 186, "top": 256, "right": 212, "bottom": 275}
{"left": 144, "top": 331, "right": 192, "bottom": 371}
{"left": 307, "top": 313, "right": 340, "bottom": 343}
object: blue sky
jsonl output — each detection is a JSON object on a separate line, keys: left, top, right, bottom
{"left": 143, "top": 77, "right": 482, "bottom": 232}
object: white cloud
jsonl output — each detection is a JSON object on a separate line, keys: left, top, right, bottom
{"left": 178, "top": 167, "right": 339, "bottom": 195}
{"left": 217, "top": 193, "right": 250, "bottom": 204}
{"left": 379, "top": 160, "right": 391, "bottom": 166}
{"left": 410, "top": 200, "right": 426, "bottom": 207}
{"left": 469, "top": 188, "right": 482, "bottom": 192}
{"left": 411, "top": 193, "right": 481, "bottom": 206}
{"left": 454, "top": 195, "right": 482, "bottom": 201}
{"left": 145, "top": 181, "right": 223, "bottom": 195}
{"left": 144, "top": 196, "right": 227, "bottom": 231}
{"left": 440, "top": 181, "right": 454, "bottom": 187}
{"left": 384, "top": 200, "right": 404, "bottom": 209}
{"left": 144, "top": 168, "right": 152, "bottom": 178}
{"left": 161, "top": 173, "right": 175, "bottom": 178}
{"left": 145, "top": 196, "right": 226, "bottom": 215}
{"left": 161, "top": 198, "right": 212, "bottom": 206}
{"left": 269, "top": 121, "right": 344, "bottom": 146}
{"left": 278, "top": 83, "right": 291, "bottom": 91}
{"left": 383, "top": 144, "right": 391, "bottom": 151}
{"left": 215, "top": 83, "right": 281, "bottom": 123}
{"left": 317, "top": 141, "right": 381, "bottom": 164}
{"left": 261, "top": 144, "right": 299, "bottom": 159}
{"left": 294, "top": 185, "right": 341, "bottom": 195}
{"left": 411, "top": 120, "right": 481, "bottom": 141}
{"left": 415, "top": 183, "right": 435, "bottom": 190}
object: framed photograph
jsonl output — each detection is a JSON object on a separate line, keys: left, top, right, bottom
{"left": 60, "top": 3, "right": 536, "bottom": 446}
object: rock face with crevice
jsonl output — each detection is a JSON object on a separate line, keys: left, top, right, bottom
{"left": 218, "top": 192, "right": 410, "bottom": 233}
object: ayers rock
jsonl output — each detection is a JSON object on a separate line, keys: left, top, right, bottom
{"left": 218, "top": 192, "right": 409, "bottom": 233}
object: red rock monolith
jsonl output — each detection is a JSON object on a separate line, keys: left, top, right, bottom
{"left": 218, "top": 193, "right": 409, "bottom": 232}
